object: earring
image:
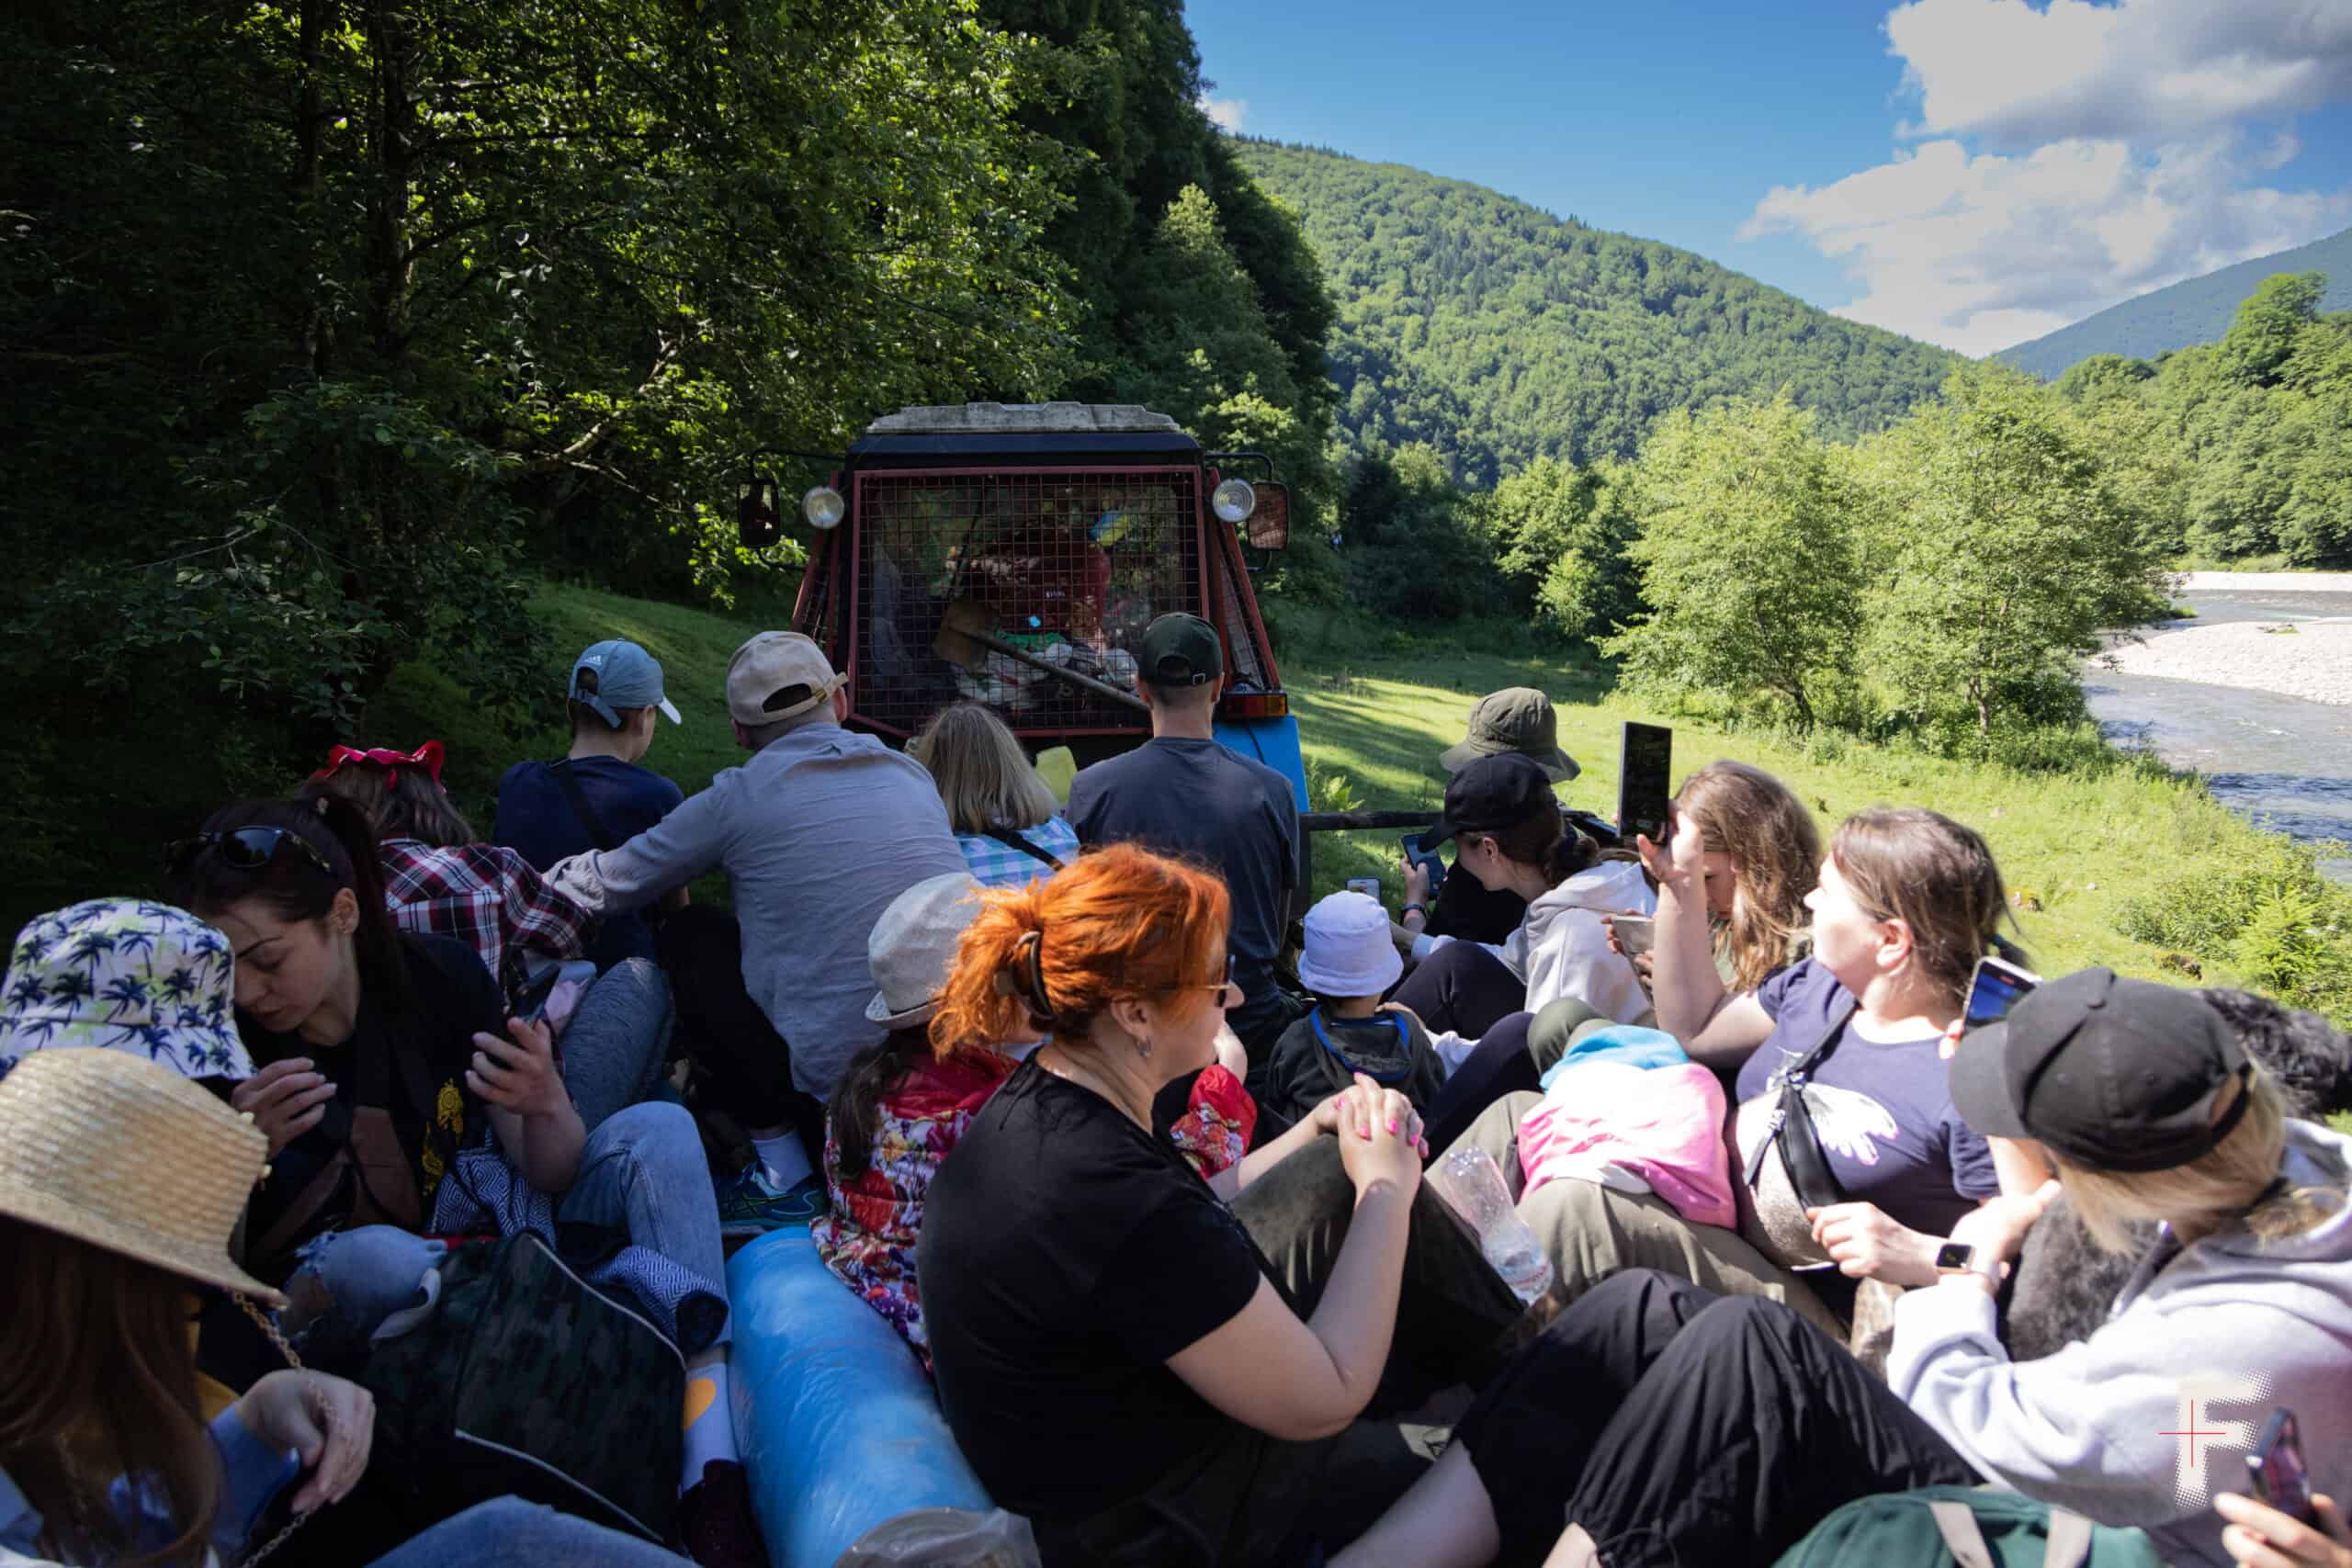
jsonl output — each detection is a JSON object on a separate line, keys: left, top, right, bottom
{"left": 1134, "top": 1033, "right": 1152, "bottom": 1062}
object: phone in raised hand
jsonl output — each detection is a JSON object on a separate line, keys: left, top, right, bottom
{"left": 1616, "top": 722, "right": 1673, "bottom": 846}
{"left": 1962, "top": 954, "right": 2041, "bottom": 1031}
{"left": 2249, "top": 1409, "right": 2317, "bottom": 1525}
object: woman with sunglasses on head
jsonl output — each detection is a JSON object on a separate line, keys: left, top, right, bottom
{"left": 169, "top": 799, "right": 762, "bottom": 1568}
{"left": 917, "top": 845, "right": 1531, "bottom": 1566}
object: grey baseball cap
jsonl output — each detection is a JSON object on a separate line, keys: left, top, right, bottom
{"left": 571, "top": 639, "right": 682, "bottom": 728}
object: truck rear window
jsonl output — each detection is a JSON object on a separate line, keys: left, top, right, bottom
{"left": 843, "top": 468, "right": 1205, "bottom": 738}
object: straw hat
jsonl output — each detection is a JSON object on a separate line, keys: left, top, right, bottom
{"left": 865, "top": 874, "right": 988, "bottom": 1031}
{"left": 0, "top": 1048, "right": 284, "bottom": 1304}
{"left": 1, "top": 899, "right": 254, "bottom": 1081}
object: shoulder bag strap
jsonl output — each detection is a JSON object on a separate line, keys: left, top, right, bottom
{"left": 980, "top": 824, "right": 1069, "bottom": 871}
{"left": 1925, "top": 1500, "right": 1998, "bottom": 1568}
{"left": 1741, "top": 995, "right": 1857, "bottom": 1190}
{"left": 548, "top": 759, "right": 624, "bottom": 853}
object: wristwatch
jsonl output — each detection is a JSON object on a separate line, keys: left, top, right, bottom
{"left": 1934, "top": 1241, "right": 2002, "bottom": 1288}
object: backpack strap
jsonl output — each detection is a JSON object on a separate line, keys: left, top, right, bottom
{"left": 2040, "top": 1509, "right": 2094, "bottom": 1568}
{"left": 1925, "top": 1500, "right": 1997, "bottom": 1568}
{"left": 547, "top": 760, "right": 625, "bottom": 853}
{"left": 980, "top": 825, "right": 1069, "bottom": 872}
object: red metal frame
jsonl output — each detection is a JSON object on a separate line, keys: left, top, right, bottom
{"left": 838, "top": 465, "right": 1209, "bottom": 740}
{"left": 1204, "top": 468, "right": 1286, "bottom": 705}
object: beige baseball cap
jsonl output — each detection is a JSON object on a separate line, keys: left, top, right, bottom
{"left": 726, "top": 631, "right": 847, "bottom": 725}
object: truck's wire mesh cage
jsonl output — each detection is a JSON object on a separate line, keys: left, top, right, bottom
{"left": 847, "top": 467, "right": 1204, "bottom": 738}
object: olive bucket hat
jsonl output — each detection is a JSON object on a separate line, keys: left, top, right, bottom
{"left": 1440, "top": 688, "right": 1579, "bottom": 781}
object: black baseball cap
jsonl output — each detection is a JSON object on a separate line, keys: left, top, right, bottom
{"left": 1137, "top": 613, "right": 1223, "bottom": 688}
{"left": 1949, "top": 967, "right": 2252, "bottom": 1173}
{"left": 1426, "top": 752, "right": 1558, "bottom": 848}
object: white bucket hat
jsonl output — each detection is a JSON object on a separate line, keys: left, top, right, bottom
{"left": 1295, "top": 890, "right": 1402, "bottom": 998}
{"left": 866, "top": 874, "right": 989, "bottom": 1031}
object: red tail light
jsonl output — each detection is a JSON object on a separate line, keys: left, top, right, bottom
{"left": 1218, "top": 691, "right": 1289, "bottom": 721}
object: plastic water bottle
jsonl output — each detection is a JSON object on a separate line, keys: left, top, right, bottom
{"left": 1430, "top": 1146, "right": 1555, "bottom": 1305}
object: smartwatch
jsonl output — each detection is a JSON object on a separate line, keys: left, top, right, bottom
{"left": 1934, "top": 1241, "right": 2002, "bottom": 1287}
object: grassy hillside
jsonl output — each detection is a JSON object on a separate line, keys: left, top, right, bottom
{"left": 1997, "top": 226, "right": 2352, "bottom": 380}
{"left": 1229, "top": 140, "right": 1960, "bottom": 482}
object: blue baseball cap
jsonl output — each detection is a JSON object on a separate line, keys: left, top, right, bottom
{"left": 570, "top": 639, "right": 682, "bottom": 728}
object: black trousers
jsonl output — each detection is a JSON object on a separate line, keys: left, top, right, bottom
{"left": 656, "top": 905, "right": 828, "bottom": 1162}
{"left": 1458, "top": 1270, "right": 1975, "bottom": 1567}
{"left": 1421, "top": 1010, "right": 1540, "bottom": 1156}
{"left": 1392, "top": 940, "right": 1527, "bottom": 1040}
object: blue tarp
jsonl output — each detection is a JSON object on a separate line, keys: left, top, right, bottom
{"left": 1214, "top": 713, "right": 1309, "bottom": 810}
{"left": 726, "top": 1231, "right": 993, "bottom": 1567}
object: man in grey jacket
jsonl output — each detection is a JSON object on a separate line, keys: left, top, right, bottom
{"left": 547, "top": 631, "right": 965, "bottom": 1231}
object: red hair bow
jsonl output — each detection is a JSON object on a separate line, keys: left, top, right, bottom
{"left": 311, "top": 740, "right": 447, "bottom": 790}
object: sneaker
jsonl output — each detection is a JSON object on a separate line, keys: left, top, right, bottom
{"left": 678, "top": 1458, "right": 766, "bottom": 1568}
{"left": 718, "top": 1166, "right": 828, "bottom": 1236}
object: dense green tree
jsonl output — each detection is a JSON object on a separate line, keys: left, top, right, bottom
{"left": 1860, "top": 365, "right": 2170, "bottom": 737}
{"left": 2216, "top": 273, "right": 2329, "bottom": 389}
{"left": 1605, "top": 397, "right": 1860, "bottom": 728}
{"left": 1486, "top": 456, "right": 1645, "bottom": 643}
{"left": 1336, "top": 444, "right": 1489, "bottom": 622}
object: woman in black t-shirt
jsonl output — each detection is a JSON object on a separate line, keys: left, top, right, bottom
{"left": 919, "top": 844, "right": 1516, "bottom": 1566}
{"left": 174, "top": 797, "right": 756, "bottom": 1554}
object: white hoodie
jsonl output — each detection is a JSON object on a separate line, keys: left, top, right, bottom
{"left": 1417, "top": 858, "right": 1657, "bottom": 1066}
{"left": 1890, "top": 1120, "right": 2352, "bottom": 1567}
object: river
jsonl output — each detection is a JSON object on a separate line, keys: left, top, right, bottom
{"left": 2084, "top": 580, "right": 2352, "bottom": 883}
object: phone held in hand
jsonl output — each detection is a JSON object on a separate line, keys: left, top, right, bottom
{"left": 1611, "top": 914, "right": 1657, "bottom": 956}
{"left": 1616, "top": 722, "right": 1673, "bottom": 846}
{"left": 1400, "top": 831, "right": 1447, "bottom": 894}
{"left": 2250, "top": 1408, "right": 2317, "bottom": 1524}
{"left": 1962, "top": 954, "right": 2041, "bottom": 1031}
{"left": 1345, "top": 877, "right": 1383, "bottom": 901}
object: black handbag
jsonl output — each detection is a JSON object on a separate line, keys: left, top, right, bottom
{"left": 1742, "top": 998, "right": 1856, "bottom": 1213}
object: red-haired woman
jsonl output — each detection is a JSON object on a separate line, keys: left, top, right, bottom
{"left": 917, "top": 845, "right": 1529, "bottom": 1566}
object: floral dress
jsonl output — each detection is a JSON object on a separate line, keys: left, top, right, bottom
{"left": 814, "top": 1055, "right": 1256, "bottom": 1371}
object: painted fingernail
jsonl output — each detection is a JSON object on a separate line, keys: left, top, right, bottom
{"left": 1386, "top": 1116, "right": 1398, "bottom": 1133}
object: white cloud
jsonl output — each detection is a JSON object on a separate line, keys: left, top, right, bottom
{"left": 1745, "top": 134, "right": 2352, "bottom": 355}
{"left": 1742, "top": 0, "right": 2352, "bottom": 355}
{"left": 1886, "top": 0, "right": 2352, "bottom": 148}
{"left": 1201, "top": 96, "right": 1249, "bottom": 132}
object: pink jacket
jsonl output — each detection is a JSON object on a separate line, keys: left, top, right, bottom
{"left": 1518, "top": 1061, "right": 1736, "bottom": 1229}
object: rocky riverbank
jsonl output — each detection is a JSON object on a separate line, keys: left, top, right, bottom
{"left": 2103, "top": 616, "right": 2352, "bottom": 706}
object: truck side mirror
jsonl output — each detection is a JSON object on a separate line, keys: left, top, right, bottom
{"left": 738, "top": 476, "right": 782, "bottom": 550}
{"left": 1247, "top": 482, "right": 1290, "bottom": 552}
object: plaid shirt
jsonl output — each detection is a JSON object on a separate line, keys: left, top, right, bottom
{"left": 954, "top": 817, "right": 1080, "bottom": 889}
{"left": 378, "top": 839, "right": 592, "bottom": 1005}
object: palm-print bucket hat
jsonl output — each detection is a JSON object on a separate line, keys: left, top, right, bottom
{"left": 0, "top": 899, "right": 253, "bottom": 1083}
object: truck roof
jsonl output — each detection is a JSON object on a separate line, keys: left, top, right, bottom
{"left": 850, "top": 401, "right": 1202, "bottom": 462}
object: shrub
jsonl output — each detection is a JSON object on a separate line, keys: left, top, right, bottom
{"left": 2117, "top": 841, "right": 2352, "bottom": 1023}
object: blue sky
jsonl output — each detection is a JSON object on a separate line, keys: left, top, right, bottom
{"left": 1184, "top": 0, "right": 2352, "bottom": 355}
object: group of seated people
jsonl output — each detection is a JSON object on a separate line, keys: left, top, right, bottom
{"left": 0, "top": 610, "right": 2346, "bottom": 1568}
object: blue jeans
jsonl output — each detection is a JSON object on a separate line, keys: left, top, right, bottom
{"left": 560, "top": 958, "right": 673, "bottom": 1134}
{"left": 365, "top": 1497, "right": 689, "bottom": 1566}
{"left": 287, "top": 1102, "right": 729, "bottom": 1355}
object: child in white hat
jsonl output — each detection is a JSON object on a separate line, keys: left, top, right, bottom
{"left": 1259, "top": 890, "right": 1445, "bottom": 1129}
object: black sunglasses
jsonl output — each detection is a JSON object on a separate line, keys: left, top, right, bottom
{"left": 164, "top": 827, "right": 338, "bottom": 881}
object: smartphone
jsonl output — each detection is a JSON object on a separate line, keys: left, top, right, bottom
{"left": 1401, "top": 831, "right": 1448, "bottom": 894}
{"left": 1962, "top": 954, "right": 2042, "bottom": 1031}
{"left": 2249, "top": 1409, "right": 2316, "bottom": 1525}
{"left": 1612, "top": 915, "right": 1657, "bottom": 956}
{"left": 1345, "top": 876, "right": 1384, "bottom": 901}
{"left": 512, "top": 964, "right": 562, "bottom": 1024}
{"left": 1617, "top": 722, "right": 1673, "bottom": 845}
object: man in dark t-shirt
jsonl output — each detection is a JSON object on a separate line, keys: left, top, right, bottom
{"left": 497, "top": 637, "right": 688, "bottom": 970}
{"left": 1068, "top": 614, "right": 1299, "bottom": 1051}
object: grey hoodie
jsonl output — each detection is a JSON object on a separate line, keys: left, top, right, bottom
{"left": 1889, "top": 1119, "right": 2352, "bottom": 1566}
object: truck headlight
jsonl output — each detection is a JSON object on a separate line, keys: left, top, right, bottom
{"left": 802, "top": 486, "right": 846, "bottom": 529}
{"left": 1211, "top": 478, "right": 1256, "bottom": 525}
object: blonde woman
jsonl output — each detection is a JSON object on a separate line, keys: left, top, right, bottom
{"left": 1340, "top": 970, "right": 2352, "bottom": 1568}
{"left": 1632, "top": 761, "right": 1821, "bottom": 1038}
{"left": 909, "top": 702, "right": 1079, "bottom": 888}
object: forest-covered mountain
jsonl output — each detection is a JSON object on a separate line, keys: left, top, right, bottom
{"left": 1997, "top": 227, "right": 2352, "bottom": 380}
{"left": 1230, "top": 140, "right": 1960, "bottom": 483}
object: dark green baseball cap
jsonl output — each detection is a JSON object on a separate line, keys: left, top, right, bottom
{"left": 1440, "top": 688, "right": 1578, "bottom": 781}
{"left": 1138, "top": 613, "right": 1223, "bottom": 688}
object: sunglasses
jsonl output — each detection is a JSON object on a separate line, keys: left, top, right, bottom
{"left": 164, "top": 827, "right": 338, "bottom": 882}
{"left": 1184, "top": 954, "right": 1243, "bottom": 1010}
